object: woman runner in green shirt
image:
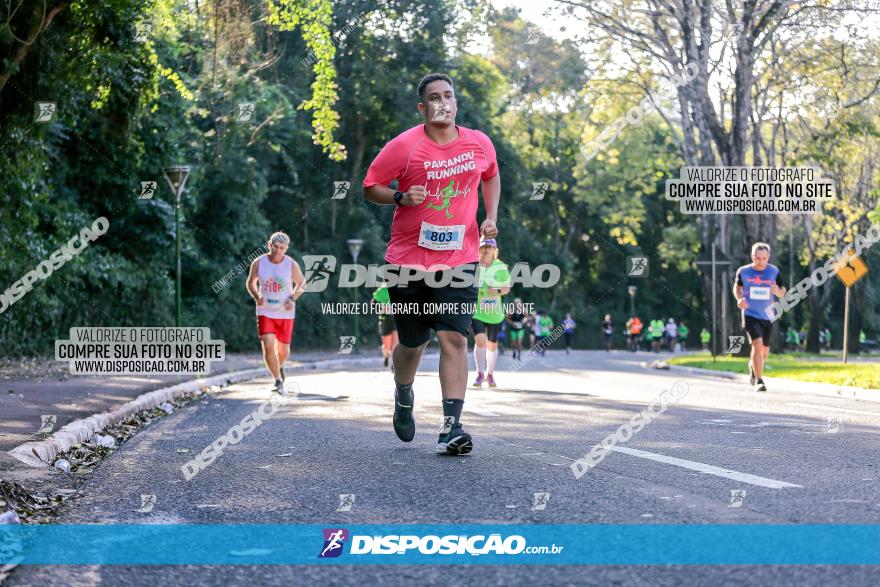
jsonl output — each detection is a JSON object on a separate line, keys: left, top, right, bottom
{"left": 372, "top": 284, "right": 398, "bottom": 369}
{"left": 470, "top": 238, "right": 511, "bottom": 388}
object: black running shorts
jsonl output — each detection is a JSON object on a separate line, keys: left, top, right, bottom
{"left": 378, "top": 314, "right": 396, "bottom": 336}
{"left": 744, "top": 315, "right": 772, "bottom": 346}
{"left": 386, "top": 263, "right": 478, "bottom": 348}
{"left": 470, "top": 318, "right": 501, "bottom": 343}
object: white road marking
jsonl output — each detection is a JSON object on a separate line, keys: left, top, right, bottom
{"left": 465, "top": 405, "right": 500, "bottom": 417}
{"left": 787, "top": 403, "right": 880, "bottom": 417}
{"left": 703, "top": 417, "right": 825, "bottom": 428}
{"left": 607, "top": 446, "right": 802, "bottom": 489}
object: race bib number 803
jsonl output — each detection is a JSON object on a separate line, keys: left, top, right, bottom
{"left": 418, "top": 222, "right": 465, "bottom": 251}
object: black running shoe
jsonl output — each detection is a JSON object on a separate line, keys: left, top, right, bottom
{"left": 756, "top": 378, "right": 767, "bottom": 392}
{"left": 383, "top": 356, "right": 389, "bottom": 368}
{"left": 273, "top": 379, "right": 284, "bottom": 394}
{"left": 393, "top": 386, "right": 415, "bottom": 442}
{"left": 749, "top": 363, "right": 756, "bottom": 386}
{"left": 436, "top": 417, "right": 473, "bottom": 455}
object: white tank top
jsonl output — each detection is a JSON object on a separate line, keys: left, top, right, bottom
{"left": 256, "top": 255, "right": 296, "bottom": 319}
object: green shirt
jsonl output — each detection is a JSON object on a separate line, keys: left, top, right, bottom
{"left": 538, "top": 315, "right": 553, "bottom": 336}
{"left": 473, "top": 260, "right": 510, "bottom": 324}
{"left": 700, "top": 329, "right": 710, "bottom": 343}
{"left": 650, "top": 320, "right": 664, "bottom": 337}
{"left": 677, "top": 325, "right": 689, "bottom": 338}
{"left": 372, "top": 286, "right": 390, "bottom": 304}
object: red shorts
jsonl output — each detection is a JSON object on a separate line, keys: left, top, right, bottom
{"left": 257, "top": 316, "right": 294, "bottom": 344}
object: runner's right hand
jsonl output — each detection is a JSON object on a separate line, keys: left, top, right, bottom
{"left": 256, "top": 296, "right": 265, "bottom": 307}
{"left": 737, "top": 298, "right": 748, "bottom": 310}
{"left": 401, "top": 185, "right": 426, "bottom": 205}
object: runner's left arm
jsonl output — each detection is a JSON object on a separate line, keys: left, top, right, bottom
{"left": 772, "top": 271, "right": 786, "bottom": 298}
{"left": 478, "top": 133, "right": 500, "bottom": 238}
{"left": 480, "top": 173, "right": 500, "bottom": 238}
{"left": 290, "top": 260, "right": 306, "bottom": 301}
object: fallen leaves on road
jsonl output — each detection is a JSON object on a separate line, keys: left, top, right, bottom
{"left": 45, "top": 387, "right": 226, "bottom": 483}
{"left": 9, "top": 383, "right": 236, "bottom": 530}
{"left": 0, "top": 480, "right": 78, "bottom": 524}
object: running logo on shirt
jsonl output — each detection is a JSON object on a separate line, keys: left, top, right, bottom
{"left": 424, "top": 178, "right": 461, "bottom": 219}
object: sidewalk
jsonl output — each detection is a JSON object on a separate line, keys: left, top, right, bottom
{"left": 0, "top": 350, "right": 385, "bottom": 454}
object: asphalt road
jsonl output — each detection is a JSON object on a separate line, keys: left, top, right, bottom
{"left": 8, "top": 350, "right": 880, "bottom": 586}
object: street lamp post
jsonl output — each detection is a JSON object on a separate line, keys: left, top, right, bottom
{"left": 346, "top": 239, "right": 364, "bottom": 353}
{"left": 627, "top": 285, "right": 637, "bottom": 316}
{"left": 164, "top": 166, "right": 191, "bottom": 327}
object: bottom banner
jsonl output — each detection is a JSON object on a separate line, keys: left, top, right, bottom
{"left": 2, "top": 524, "right": 879, "bottom": 565}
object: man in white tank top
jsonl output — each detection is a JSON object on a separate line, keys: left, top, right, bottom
{"left": 246, "top": 232, "right": 305, "bottom": 393}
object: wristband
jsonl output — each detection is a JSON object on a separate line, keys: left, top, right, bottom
{"left": 393, "top": 191, "right": 404, "bottom": 206}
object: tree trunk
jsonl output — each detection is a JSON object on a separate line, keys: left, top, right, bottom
{"left": 806, "top": 270, "right": 822, "bottom": 353}
{"left": 0, "top": 2, "right": 70, "bottom": 97}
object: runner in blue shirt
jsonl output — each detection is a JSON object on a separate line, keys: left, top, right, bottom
{"left": 732, "top": 242, "right": 786, "bottom": 392}
{"left": 562, "top": 313, "right": 576, "bottom": 354}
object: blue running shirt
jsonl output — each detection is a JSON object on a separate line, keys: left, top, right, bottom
{"left": 734, "top": 263, "right": 784, "bottom": 320}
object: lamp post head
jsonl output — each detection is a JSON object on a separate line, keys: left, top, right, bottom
{"left": 346, "top": 239, "right": 364, "bottom": 263}
{"left": 163, "top": 166, "right": 191, "bottom": 202}
{"left": 628, "top": 285, "right": 637, "bottom": 297}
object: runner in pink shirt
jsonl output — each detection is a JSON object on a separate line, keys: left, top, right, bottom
{"left": 363, "top": 73, "right": 501, "bottom": 455}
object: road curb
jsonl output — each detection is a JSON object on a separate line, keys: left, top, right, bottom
{"left": 7, "top": 355, "right": 384, "bottom": 469}
{"left": 668, "top": 365, "right": 880, "bottom": 402}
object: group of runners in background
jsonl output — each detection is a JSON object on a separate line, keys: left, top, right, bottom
{"left": 244, "top": 229, "right": 803, "bottom": 402}
{"left": 619, "top": 316, "right": 690, "bottom": 353}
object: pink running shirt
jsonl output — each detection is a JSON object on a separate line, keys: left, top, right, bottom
{"left": 363, "top": 124, "right": 498, "bottom": 269}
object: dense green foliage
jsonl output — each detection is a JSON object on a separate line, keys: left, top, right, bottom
{"left": 1, "top": 0, "right": 877, "bottom": 356}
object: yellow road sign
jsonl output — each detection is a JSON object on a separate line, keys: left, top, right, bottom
{"left": 835, "top": 248, "right": 869, "bottom": 287}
